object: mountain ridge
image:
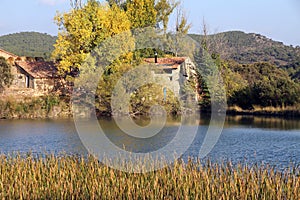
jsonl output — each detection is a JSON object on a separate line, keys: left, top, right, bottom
{"left": 189, "top": 31, "right": 300, "bottom": 80}
{"left": 0, "top": 32, "right": 57, "bottom": 60}
{"left": 1, "top": 31, "right": 299, "bottom": 80}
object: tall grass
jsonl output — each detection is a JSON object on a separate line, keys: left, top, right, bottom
{"left": 0, "top": 154, "right": 300, "bottom": 199}
{"left": 228, "top": 105, "right": 300, "bottom": 117}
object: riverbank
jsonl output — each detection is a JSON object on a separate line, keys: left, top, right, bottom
{"left": 0, "top": 95, "right": 71, "bottom": 119}
{"left": 0, "top": 154, "right": 299, "bottom": 199}
{"left": 227, "top": 105, "right": 300, "bottom": 118}
{"left": 1, "top": 96, "right": 300, "bottom": 119}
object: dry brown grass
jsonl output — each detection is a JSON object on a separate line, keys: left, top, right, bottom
{"left": 0, "top": 154, "right": 300, "bottom": 199}
{"left": 228, "top": 105, "right": 300, "bottom": 117}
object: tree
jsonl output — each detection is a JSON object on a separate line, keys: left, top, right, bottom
{"left": 175, "top": 4, "right": 191, "bottom": 35}
{"left": 70, "top": 0, "right": 84, "bottom": 9}
{"left": 155, "top": 0, "right": 179, "bottom": 35}
{"left": 251, "top": 63, "right": 300, "bottom": 107}
{"left": 0, "top": 57, "right": 13, "bottom": 92}
{"left": 220, "top": 60, "right": 247, "bottom": 101}
{"left": 199, "top": 19, "right": 226, "bottom": 57}
{"left": 52, "top": 1, "right": 132, "bottom": 75}
{"left": 107, "top": 0, "right": 126, "bottom": 7}
{"left": 125, "top": 0, "right": 157, "bottom": 28}
{"left": 230, "top": 62, "right": 300, "bottom": 108}
{"left": 54, "top": 0, "right": 193, "bottom": 115}
{"left": 193, "top": 19, "right": 233, "bottom": 110}
{"left": 165, "top": 3, "right": 191, "bottom": 57}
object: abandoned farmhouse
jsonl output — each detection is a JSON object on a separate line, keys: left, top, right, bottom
{"left": 144, "top": 56, "right": 198, "bottom": 101}
{"left": 0, "top": 48, "right": 59, "bottom": 97}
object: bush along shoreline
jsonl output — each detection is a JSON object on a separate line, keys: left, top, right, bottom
{"left": 0, "top": 95, "right": 71, "bottom": 119}
{"left": 0, "top": 154, "right": 300, "bottom": 199}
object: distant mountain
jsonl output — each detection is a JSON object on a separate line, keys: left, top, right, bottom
{"left": 1, "top": 31, "right": 300, "bottom": 80}
{"left": 189, "top": 31, "right": 300, "bottom": 81}
{"left": 0, "top": 32, "right": 57, "bottom": 60}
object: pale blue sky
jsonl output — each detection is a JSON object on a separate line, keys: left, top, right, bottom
{"left": 0, "top": 0, "right": 299, "bottom": 45}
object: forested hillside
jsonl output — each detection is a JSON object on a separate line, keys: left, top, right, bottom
{"left": 190, "top": 31, "right": 300, "bottom": 81}
{"left": 1, "top": 31, "right": 299, "bottom": 79}
{"left": 0, "top": 32, "right": 57, "bottom": 59}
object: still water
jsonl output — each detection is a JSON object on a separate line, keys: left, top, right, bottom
{"left": 0, "top": 115, "right": 300, "bottom": 168}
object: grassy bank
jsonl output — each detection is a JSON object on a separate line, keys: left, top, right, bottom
{"left": 0, "top": 154, "right": 300, "bottom": 199}
{"left": 1, "top": 96, "right": 300, "bottom": 119}
{"left": 227, "top": 105, "right": 300, "bottom": 117}
{"left": 0, "top": 95, "right": 71, "bottom": 119}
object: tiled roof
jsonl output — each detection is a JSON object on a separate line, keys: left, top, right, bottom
{"left": 0, "top": 48, "right": 18, "bottom": 58}
{"left": 15, "top": 61, "right": 58, "bottom": 79}
{"left": 144, "top": 57, "right": 186, "bottom": 69}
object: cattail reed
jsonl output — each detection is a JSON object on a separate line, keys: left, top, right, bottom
{"left": 0, "top": 153, "right": 299, "bottom": 199}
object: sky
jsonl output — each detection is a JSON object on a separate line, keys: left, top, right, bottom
{"left": 0, "top": 0, "right": 299, "bottom": 46}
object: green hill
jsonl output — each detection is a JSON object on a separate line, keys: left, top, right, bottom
{"left": 1, "top": 31, "right": 300, "bottom": 80}
{"left": 0, "top": 32, "right": 57, "bottom": 60}
{"left": 189, "top": 31, "right": 300, "bottom": 81}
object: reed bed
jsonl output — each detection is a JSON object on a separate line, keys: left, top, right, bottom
{"left": 0, "top": 154, "right": 300, "bottom": 199}
{"left": 227, "top": 105, "right": 300, "bottom": 117}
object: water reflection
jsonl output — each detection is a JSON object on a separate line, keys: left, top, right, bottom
{"left": 226, "top": 115, "right": 300, "bottom": 130}
{"left": 130, "top": 114, "right": 300, "bottom": 130}
{"left": 98, "top": 115, "right": 200, "bottom": 153}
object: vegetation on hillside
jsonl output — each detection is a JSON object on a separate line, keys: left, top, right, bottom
{"left": 191, "top": 28, "right": 300, "bottom": 112}
{"left": 0, "top": 32, "right": 57, "bottom": 59}
{"left": 190, "top": 31, "right": 300, "bottom": 81}
{"left": 226, "top": 61, "right": 300, "bottom": 109}
{"left": 195, "top": 53, "right": 300, "bottom": 111}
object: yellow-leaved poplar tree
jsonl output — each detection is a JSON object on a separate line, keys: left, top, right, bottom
{"left": 52, "top": 0, "right": 132, "bottom": 75}
{"left": 125, "top": 0, "right": 157, "bottom": 28}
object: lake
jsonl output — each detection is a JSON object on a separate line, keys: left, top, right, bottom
{"left": 0, "top": 115, "right": 300, "bottom": 169}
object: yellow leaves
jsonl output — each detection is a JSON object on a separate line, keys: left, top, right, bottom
{"left": 54, "top": 11, "right": 64, "bottom": 27}
{"left": 52, "top": 1, "right": 132, "bottom": 74}
{"left": 126, "top": 0, "right": 157, "bottom": 28}
{"left": 109, "top": 5, "right": 128, "bottom": 27}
